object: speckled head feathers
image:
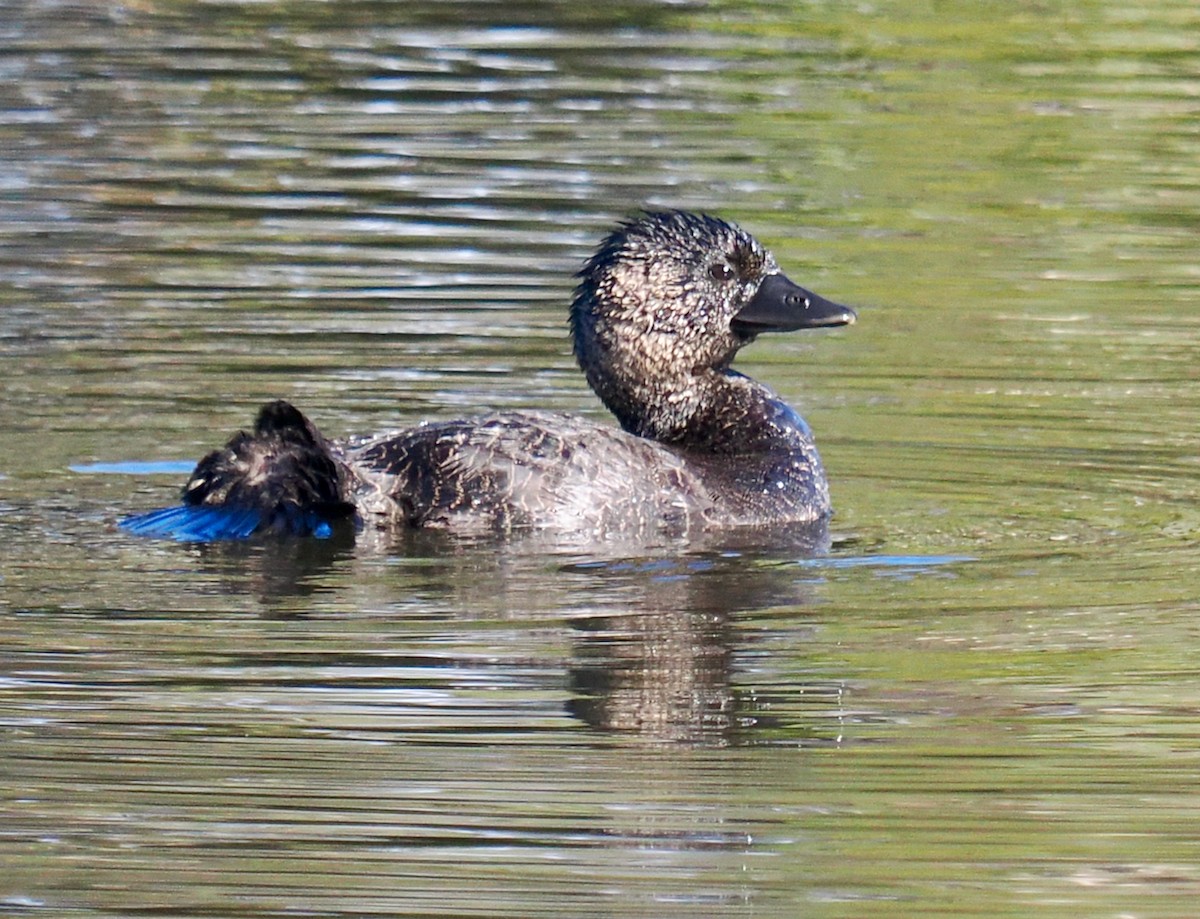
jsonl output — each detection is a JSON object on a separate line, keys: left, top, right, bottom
{"left": 568, "top": 210, "right": 782, "bottom": 438}
{"left": 570, "top": 210, "right": 776, "bottom": 355}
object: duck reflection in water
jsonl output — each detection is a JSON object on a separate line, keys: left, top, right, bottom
{"left": 565, "top": 534, "right": 840, "bottom": 744}
{"left": 177, "top": 526, "right": 847, "bottom": 744}
{"left": 122, "top": 210, "right": 855, "bottom": 545}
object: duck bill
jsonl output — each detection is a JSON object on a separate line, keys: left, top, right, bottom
{"left": 731, "top": 272, "right": 857, "bottom": 336}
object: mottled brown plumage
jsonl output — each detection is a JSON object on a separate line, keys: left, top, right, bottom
{"left": 125, "top": 211, "right": 855, "bottom": 541}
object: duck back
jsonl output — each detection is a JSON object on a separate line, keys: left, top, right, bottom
{"left": 343, "top": 411, "right": 713, "bottom": 536}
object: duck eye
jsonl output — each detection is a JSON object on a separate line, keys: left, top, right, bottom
{"left": 709, "top": 262, "right": 735, "bottom": 282}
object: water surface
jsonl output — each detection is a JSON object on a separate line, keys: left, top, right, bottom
{"left": 3, "top": 1, "right": 1200, "bottom": 916}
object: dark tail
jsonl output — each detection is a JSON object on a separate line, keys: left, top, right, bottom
{"left": 121, "top": 400, "right": 357, "bottom": 541}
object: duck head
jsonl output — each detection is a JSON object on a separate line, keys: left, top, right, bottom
{"left": 570, "top": 210, "right": 855, "bottom": 444}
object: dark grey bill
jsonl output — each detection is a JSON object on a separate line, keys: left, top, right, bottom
{"left": 731, "top": 272, "right": 857, "bottom": 336}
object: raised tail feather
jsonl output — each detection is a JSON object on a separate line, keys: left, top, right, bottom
{"left": 120, "top": 400, "right": 357, "bottom": 541}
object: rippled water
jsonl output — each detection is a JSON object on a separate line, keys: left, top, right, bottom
{"left": 4, "top": 1, "right": 1200, "bottom": 916}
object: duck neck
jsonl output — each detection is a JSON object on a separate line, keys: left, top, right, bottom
{"left": 601, "top": 368, "right": 808, "bottom": 456}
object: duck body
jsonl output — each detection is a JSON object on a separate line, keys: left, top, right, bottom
{"left": 122, "top": 211, "right": 854, "bottom": 542}
{"left": 340, "top": 401, "right": 828, "bottom": 536}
